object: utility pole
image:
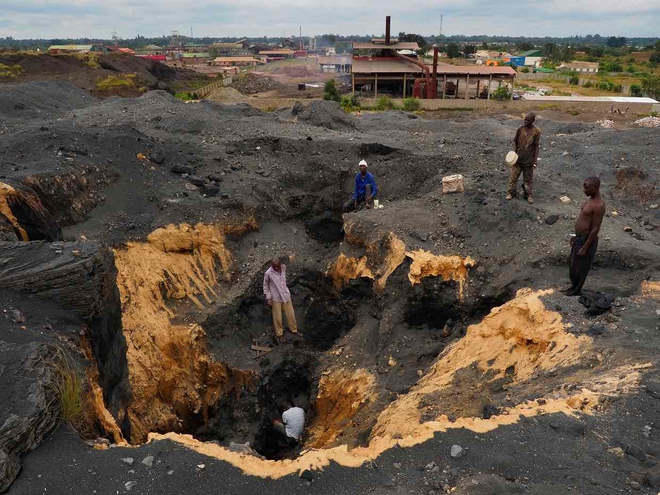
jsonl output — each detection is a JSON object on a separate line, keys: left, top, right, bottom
{"left": 439, "top": 14, "right": 443, "bottom": 39}
{"left": 190, "top": 26, "right": 193, "bottom": 38}
{"left": 300, "top": 25, "right": 302, "bottom": 50}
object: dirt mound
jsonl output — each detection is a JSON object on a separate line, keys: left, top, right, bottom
{"left": 547, "top": 121, "right": 598, "bottom": 135}
{"left": 0, "top": 53, "right": 208, "bottom": 98}
{"left": 231, "top": 73, "right": 283, "bottom": 95}
{"left": 280, "top": 66, "right": 313, "bottom": 77}
{"left": 0, "top": 81, "right": 95, "bottom": 119}
{"left": 296, "top": 100, "right": 358, "bottom": 130}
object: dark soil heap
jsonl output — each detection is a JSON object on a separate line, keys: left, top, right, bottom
{"left": 231, "top": 73, "right": 284, "bottom": 95}
{"left": 0, "top": 52, "right": 208, "bottom": 97}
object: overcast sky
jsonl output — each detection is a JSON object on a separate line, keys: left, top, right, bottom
{"left": 1, "top": 0, "right": 659, "bottom": 40}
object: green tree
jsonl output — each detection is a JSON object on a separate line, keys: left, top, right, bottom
{"left": 323, "top": 79, "right": 340, "bottom": 102}
{"left": 606, "top": 36, "right": 627, "bottom": 48}
{"left": 599, "top": 59, "right": 623, "bottom": 72}
{"left": 398, "top": 32, "right": 428, "bottom": 53}
{"left": 447, "top": 43, "right": 461, "bottom": 59}
{"left": 641, "top": 75, "right": 660, "bottom": 99}
{"left": 464, "top": 44, "right": 476, "bottom": 54}
{"left": 630, "top": 84, "right": 642, "bottom": 97}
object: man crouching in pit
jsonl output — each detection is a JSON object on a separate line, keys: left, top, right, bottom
{"left": 565, "top": 176, "right": 605, "bottom": 296}
{"left": 272, "top": 400, "right": 305, "bottom": 448}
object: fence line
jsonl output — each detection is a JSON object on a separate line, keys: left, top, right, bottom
{"left": 517, "top": 72, "right": 632, "bottom": 96}
{"left": 197, "top": 77, "right": 233, "bottom": 99}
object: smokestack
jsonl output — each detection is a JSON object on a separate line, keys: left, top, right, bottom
{"left": 432, "top": 45, "right": 439, "bottom": 99}
{"left": 385, "top": 16, "right": 391, "bottom": 45}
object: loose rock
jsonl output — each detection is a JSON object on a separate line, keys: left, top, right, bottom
{"left": 450, "top": 445, "right": 465, "bottom": 459}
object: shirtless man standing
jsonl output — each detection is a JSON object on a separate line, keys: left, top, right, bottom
{"left": 565, "top": 176, "right": 605, "bottom": 296}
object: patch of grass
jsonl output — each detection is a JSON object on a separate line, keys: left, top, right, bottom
{"left": 175, "top": 91, "right": 199, "bottom": 101}
{"left": 0, "top": 62, "right": 25, "bottom": 78}
{"left": 567, "top": 109, "right": 581, "bottom": 116}
{"left": 69, "top": 52, "right": 101, "bottom": 69}
{"left": 171, "top": 78, "right": 213, "bottom": 93}
{"left": 402, "top": 97, "right": 420, "bottom": 111}
{"left": 373, "top": 96, "right": 394, "bottom": 111}
{"left": 95, "top": 73, "right": 137, "bottom": 91}
{"left": 49, "top": 348, "right": 90, "bottom": 428}
{"left": 538, "top": 103, "right": 560, "bottom": 110}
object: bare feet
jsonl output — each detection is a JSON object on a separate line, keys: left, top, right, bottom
{"left": 527, "top": 197, "right": 534, "bottom": 204}
{"left": 506, "top": 194, "right": 513, "bottom": 200}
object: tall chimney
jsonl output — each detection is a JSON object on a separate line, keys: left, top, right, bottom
{"left": 385, "top": 16, "right": 391, "bottom": 45}
{"left": 432, "top": 45, "right": 439, "bottom": 99}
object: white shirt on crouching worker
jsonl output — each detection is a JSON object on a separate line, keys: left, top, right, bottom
{"left": 282, "top": 407, "right": 305, "bottom": 440}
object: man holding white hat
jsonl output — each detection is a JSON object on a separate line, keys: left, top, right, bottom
{"left": 507, "top": 112, "right": 541, "bottom": 204}
{"left": 343, "top": 159, "right": 378, "bottom": 212}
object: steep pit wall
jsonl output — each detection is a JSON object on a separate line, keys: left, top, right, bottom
{"left": 145, "top": 288, "right": 648, "bottom": 479}
{"left": 330, "top": 223, "right": 474, "bottom": 301}
{"left": 113, "top": 222, "right": 257, "bottom": 443}
{"left": 371, "top": 288, "right": 590, "bottom": 439}
{"left": 0, "top": 181, "right": 60, "bottom": 241}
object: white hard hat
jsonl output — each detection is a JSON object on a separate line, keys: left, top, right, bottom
{"left": 505, "top": 151, "right": 518, "bottom": 166}
{"left": 359, "top": 160, "right": 368, "bottom": 167}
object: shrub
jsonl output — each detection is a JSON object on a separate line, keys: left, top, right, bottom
{"left": 402, "top": 97, "right": 420, "bottom": 111}
{"left": 582, "top": 80, "right": 593, "bottom": 88}
{"left": 599, "top": 59, "right": 623, "bottom": 72}
{"left": 491, "top": 86, "right": 511, "bottom": 101}
{"left": 627, "top": 66, "right": 636, "bottom": 73}
{"left": 630, "top": 84, "right": 642, "bottom": 97}
{"left": 175, "top": 91, "right": 199, "bottom": 101}
{"left": 323, "top": 79, "right": 340, "bottom": 102}
{"left": 340, "top": 93, "right": 360, "bottom": 112}
{"left": 0, "top": 62, "right": 24, "bottom": 78}
{"left": 373, "top": 96, "right": 394, "bottom": 111}
{"left": 95, "top": 74, "right": 137, "bottom": 91}
{"left": 521, "top": 67, "right": 530, "bottom": 73}
{"left": 568, "top": 74, "right": 580, "bottom": 85}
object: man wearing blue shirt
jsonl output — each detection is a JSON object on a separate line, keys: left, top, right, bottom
{"left": 343, "top": 160, "right": 378, "bottom": 212}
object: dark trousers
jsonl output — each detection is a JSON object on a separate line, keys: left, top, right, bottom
{"left": 273, "top": 422, "right": 297, "bottom": 446}
{"left": 343, "top": 184, "right": 374, "bottom": 213}
{"left": 568, "top": 235, "right": 598, "bottom": 295}
{"left": 508, "top": 164, "right": 534, "bottom": 198}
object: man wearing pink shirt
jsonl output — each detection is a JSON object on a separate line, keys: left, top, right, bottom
{"left": 263, "top": 257, "right": 299, "bottom": 339}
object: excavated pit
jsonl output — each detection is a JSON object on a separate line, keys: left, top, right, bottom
{"left": 0, "top": 180, "right": 591, "bottom": 466}
{"left": 1, "top": 165, "right": 639, "bottom": 486}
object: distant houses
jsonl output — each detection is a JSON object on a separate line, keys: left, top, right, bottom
{"left": 558, "top": 61, "right": 599, "bottom": 73}
{"left": 212, "top": 56, "right": 265, "bottom": 67}
{"left": 519, "top": 50, "right": 543, "bottom": 67}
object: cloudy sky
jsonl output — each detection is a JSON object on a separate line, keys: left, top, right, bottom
{"left": 1, "top": 0, "right": 658, "bottom": 39}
